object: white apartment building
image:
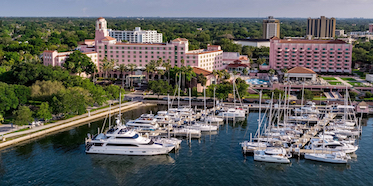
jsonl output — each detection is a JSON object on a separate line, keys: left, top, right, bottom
{"left": 108, "top": 27, "right": 162, "bottom": 43}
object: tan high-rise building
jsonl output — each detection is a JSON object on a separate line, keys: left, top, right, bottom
{"left": 262, "top": 16, "right": 280, "bottom": 39}
{"left": 307, "top": 16, "right": 336, "bottom": 38}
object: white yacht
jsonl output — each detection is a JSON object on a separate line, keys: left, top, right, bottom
{"left": 186, "top": 122, "right": 218, "bottom": 132}
{"left": 294, "top": 101, "right": 319, "bottom": 114}
{"left": 85, "top": 126, "right": 174, "bottom": 155}
{"left": 154, "top": 111, "right": 172, "bottom": 126}
{"left": 217, "top": 108, "right": 246, "bottom": 119}
{"left": 202, "top": 116, "right": 224, "bottom": 125}
{"left": 254, "top": 147, "right": 291, "bottom": 163}
{"left": 305, "top": 152, "right": 351, "bottom": 164}
{"left": 126, "top": 114, "right": 159, "bottom": 131}
{"left": 310, "top": 140, "right": 358, "bottom": 153}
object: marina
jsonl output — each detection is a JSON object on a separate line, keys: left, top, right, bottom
{"left": 0, "top": 105, "right": 372, "bottom": 185}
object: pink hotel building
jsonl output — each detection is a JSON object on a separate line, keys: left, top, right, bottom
{"left": 269, "top": 37, "right": 353, "bottom": 73}
{"left": 44, "top": 17, "right": 224, "bottom": 76}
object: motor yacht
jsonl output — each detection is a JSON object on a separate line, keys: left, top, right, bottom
{"left": 217, "top": 108, "right": 246, "bottom": 119}
{"left": 253, "top": 147, "right": 291, "bottom": 163}
{"left": 86, "top": 126, "right": 175, "bottom": 155}
{"left": 126, "top": 114, "right": 159, "bottom": 131}
{"left": 310, "top": 140, "right": 358, "bottom": 153}
{"left": 305, "top": 152, "right": 351, "bottom": 164}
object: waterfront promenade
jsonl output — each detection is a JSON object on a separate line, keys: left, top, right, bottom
{"left": 0, "top": 101, "right": 144, "bottom": 149}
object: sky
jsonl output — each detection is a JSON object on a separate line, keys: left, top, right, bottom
{"left": 1, "top": 0, "right": 373, "bottom": 18}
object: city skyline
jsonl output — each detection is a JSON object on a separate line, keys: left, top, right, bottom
{"left": 1, "top": 0, "right": 373, "bottom": 18}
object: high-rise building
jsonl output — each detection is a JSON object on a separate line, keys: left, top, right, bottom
{"left": 108, "top": 27, "right": 163, "bottom": 43}
{"left": 269, "top": 37, "right": 352, "bottom": 73}
{"left": 262, "top": 16, "right": 280, "bottom": 39}
{"left": 369, "top": 23, "right": 373, "bottom": 32}
{"left": 307, "top": 16, "right": 336, "bottom": 38}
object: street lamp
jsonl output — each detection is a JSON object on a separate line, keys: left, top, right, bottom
{"left": 320, "top": 93, "right": 322, "bottom": 105}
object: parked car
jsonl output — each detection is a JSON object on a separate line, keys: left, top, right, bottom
{"left": 162, "top": 97, "right": 169, "bottom": 100}
{"left": 253, "top": 100, "right": 260, "bottom": 104}
{"left": 243, "top": 99, "right": 253, "bottom": 103}
{"left": 290, "top": 100, "right": 296, "bottom": 105}
{"left": 192, "top": 98, "right": 198, "bottom": 102}
{"left": 321, "top": 101, "right": 327, "bottom": 105}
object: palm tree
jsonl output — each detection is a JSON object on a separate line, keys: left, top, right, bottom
{"left": 257, "top": 58, "right": 266, "bottom": 66}
{"left": 145, "top": 61, "right": 156, "bottom": 81}
{"left": 281, "top": 68, "right": 288, "bottom": 73}
{"left": 156, "top": 58, "right": 163, "bottom": 67}
{"left": 163, "top": 59, "right": 172, "bottom": 83}
{"left": 269, "top": 68, "right": 275, "bottom": 76}
{"left": 118, "top": 64, "right": 127, "bottom": 88}
{"left": 127, "top": 63, "right": 137, "bottom": 87}
{"left": 100, "top": 57, "right": 109, "bottom": 78}
{"left": 242, "top": 68, "right": 248, "bottom": 76}
{"left": 108, "top": 59, "right": 116, "bottom": 78}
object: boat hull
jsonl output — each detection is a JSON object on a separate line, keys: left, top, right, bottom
{"left": 304, "top": 154, "right": 348, "bottom": 164}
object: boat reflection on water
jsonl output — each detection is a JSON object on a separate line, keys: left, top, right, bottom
{"left": 89, "top": 154, "right": 175, "bottom": 183}
{"left": 302, "top": 159, "right": 351, "bottom": 171}
{"left": 253, "top": 161, "right": 292, "bottom": 172}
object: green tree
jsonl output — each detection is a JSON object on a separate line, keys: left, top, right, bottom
{"left": 297, "top": 89, "right": 314, "bottom": 100}
{"left": 197, "top": 73, "right": 207, "bottom": 86}
{"left": 13, "top": 106, "right": 33, "bottom": 126}
{"left": 127, "top": 63, "right": 137, "bottom": 87}
{"left": 0, "top": 113, "right": 3, "bottom": 124}
{"left": 270, "top": 88, "right": 285, "bottom": 100}
{"left": 31, "top": 80, "right": 65, "bottom": 100}
{"left": 269, "top": 69, "right": 275, "bottom": 76}
{"left": 63, "top": 50, "right": 96, "bottom": 75}
{"left": 349, "top": 91, "right": 358, "bottom": 100}
{"left": 36, "top": 102, "right": 52, "bottom": 121}
{"left": 118, "top": 64, "right": 127, "bottom": 89}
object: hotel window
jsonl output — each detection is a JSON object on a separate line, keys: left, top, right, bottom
{"left": 128, "top": 51, "right": 130, "bottom": 54}
{"left": 314, "top": 60, "right": 318, "bottom": 62}
{"left": 329, "top": 63, "right": 333, "bottom": 66}
{"left": 284, "top": 51, "right": 289, "bottom": 54}
{"left": 299, "top": 63, "right": 303, "bottom": 65}
{"left": 99, "top": 55, "right": 101, "bottom": 57}
{"left": 284, "top": 63, "right": 288, "bottom": 65}
{"left": 105, "top": 45, "right": 107, "bottom": 49}
{"left": 322, "top": 48, "right": 326, "bottom": 50}
{"left": 315, "top": 48, "right": 318, "bottom": 50}
{"left": 321, "top": 67, "right": 325, "bottom": 69}
{"left": 134, "top": 60, "right": 136, "bottom": 62}
{"left": 128, "top": 60, "right": 130, "bottom": 62}
{"left": 128, "top": 47, "right": 130, "bottom": 49}
{"left": 145, "top": 47, "right": 148, "bottom": 49}
{"left": 151, "top": 56, "right": 154, "bottom": 58}
{"left": 338, "top": 48, "right": 341, "bottom": 50}
{"left": 133, "top": 56, "right": 136, "bottom": 58}
{"left": 122, "top": 47, "right": 124, "bottom": 49}
{"left": 285, "top": 48, "right": 288, "bottom": 50}
{"left": 346, "top": 48, "right": 349, "bottom": 51}
{"left": 151, "top": 52, "right": 154, "bottom": 54}
{"left": 163, "top": 56, "right": 165, "bottom": 58}
{"left": 329, "top": 60, "right": 333, "bottom": 62}
{"left": 337, "top": 64, "right": 341, "bottom": 66}
{"left": 284, "top": 55, "right": 288, "bottom": 57}
{"left": 306, "top": 56, "right": 311, "bottom": 58}
{"left": 145, "top": 51, "right": 148, "bottom": 54}
{"left": 134, "top": 51, "right": 136, "bottom": 54}
{"left": 151, "top": 47, "right": 154, "bottom": 50}
{"left": 344, "top": 64, "right": 348, "bottom": 66}
{"left": 122, "top": 51, "right": 124, "bottom": 53}
{"left": 110, "top": 55, "right": 113, "bottom": 57}
{"left": 128, "top": 55, "right": 130, "bottom": 58}
{"left": 163, "top": 47, "right": 166, "bottom": 50}
{"left": 181, "top": 48, "right": 184, "bottom": 50}
{"left": 122, "top": 60, "right": 124, "bottom": 62}
{"left": 292, "top": 59, "right": 295, "bottom": 61}
{"left": 139, "top": 56, "right": 142, "bottom": 58}
{"left": 277, "top": 47, "right": 281, "bottom": 50}
{"left": 306, "top": 63, "right": 310, "bottom": 65}
{"left": 116, "top": 55, "right": 118, "bottom": 58}
{"left": 99, "top": 51, "right": 101, "bottom": 53}
{"left": 314, "top": 67, "right": 317, "bottom": 69}
{"left": 99, "top": 46, "right": 102, "bottom": 49}
{"left": 140, "top": 60, "right": 142, "bottom": 62}
{"left": 330, "top": 48, "right": 334, "bottom": 50}
{"left": 134, "top": 47, "right": 136, "bottom": 49}
{"left": 157, "top": 52, "right": 159, "bottom": 54}
{"left": 169, "top": 47, "right": 172, "bottom": 50}
{"left": 299, "top": 55, "right": 303, "bottom": 58}
{"left": 292, "top": 48, "right": 296, "bottom": 50}
{"left": 300, "top": 48, "right": 303, "bottom": 50}
{"left": 299, "top": 59, "right": 303, "bottom": 61}
{"left": 307, "top": 48, "right": 311, "bottom": 50}
{"left": 116, "top": 47, "right": 118, "bottom": 49}
{"left": 292, "top": 52, "right": 296, "bottom": 54}
{"left": 284, "top": 59, "right": 288, "bottom": 61}
{"left": 122, "top": 55, "right": 124, "bottom": 58}
{"left": 116, "top": 51, "right": 118, "bottom": 53}
{"left": 345, "top": 60, "right": 349, "bottom": 62}
{"left": 110, "top": 47, "right": 113, "bottom": 49}
{"left": 140, "top": 47, "right": 142, "bottom": 49}
{"left": 307, "top": 59, "right": 311, "bottom": 61}
{"left": 322, "top": 63, "right": 325, "bottom": 65}
{"left": 110, "top": 51, "right": 113, "bottom": 53}
{"left": 145, "top": 56, "right": 148, "bottom": 58}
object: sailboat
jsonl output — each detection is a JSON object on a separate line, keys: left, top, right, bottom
{"left": 253, "top": 92, "right": 291, "bottom": 163}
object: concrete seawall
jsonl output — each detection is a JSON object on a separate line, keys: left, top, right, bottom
{"left": 0, "top": 101, "right": 144, "bottom": 149}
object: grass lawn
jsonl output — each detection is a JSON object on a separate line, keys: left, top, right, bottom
{"left": 322, "top": 77, "right": 337, "bottom": 80}
{"left": 363, "top": 98, "right": 373, "bottom": 101}
{"left": 353, "top": 69, "right": 366, "bottom": 79}
{"left": 348, "top": 82, "right": 365, "bottom": 87}
{"left": 329, "top": 82, "right": 342, "bottom": 85}
{"left": 313, "top": 96, "right": 327, "bottom": 100}
{"left": 245, "top": 94, "right": 270, "bottom": 99}
{"left": 340, "top": 77, "right": 356, "bottom": 81}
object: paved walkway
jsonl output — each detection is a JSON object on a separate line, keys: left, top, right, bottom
{"left": 335, "top": 77, "right": 353, "bottom": 87}
{"left": 1, "top": 101, "right": 138, "bottom": 140}
{"left": 355, "top": 77, "right": 372, "bottom": 86}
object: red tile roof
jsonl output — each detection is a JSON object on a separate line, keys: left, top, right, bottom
{"left": 85, "top": 39, "right": 95, "bottom": 41}
{"left": 186, "top": 50, "right": 222, "bottom": 55}
{"left": 193, "top": 67, "right": 212, "bottom": 76}
{"left": 287, "top": 67, "right": 316, "bottom": 74}
{"left": 44, "top": 50, "right": 56, "bottom": 53}
{"left": 172, "top": 38, "right": 188, "bottom": 42}
{"left": 271, "top": 37, "right": 347, "bottom": 44}
{"left": 83, "top": 52, "right": 97, "bottom": 54}
{"left": 101, "top": 36, "right": 116, "bottom": 41}
{"left": 226, "top": 63, "right": 249, "bottom": 68}
{"left": 97, "top": 17, "right": 104, "bottom": 20}
{"left": 114, "top": 43, "right": 166, "bottom": 46}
